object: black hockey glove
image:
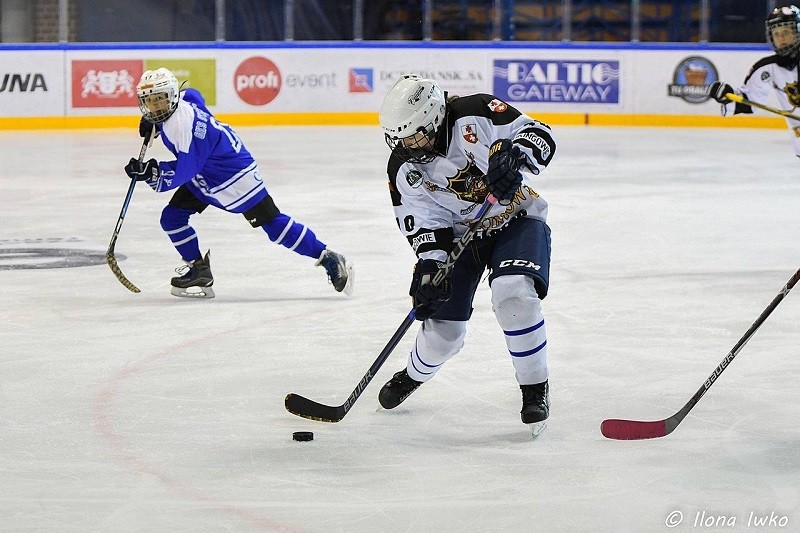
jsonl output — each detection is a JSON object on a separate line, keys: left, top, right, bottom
{"left": 409, "top": 259, "right": 452, "bottom": 321}
{"left": 124, "top": 158, "right": 159, "bottom": 186}
{"left": 138, "top": 116, "right": 158, "bottom": 139}
{"left": 485, "top": 139, "right": 527, "bottom": 201}
{"left": 709, "top": 81, "right": 735, "bottom": 104}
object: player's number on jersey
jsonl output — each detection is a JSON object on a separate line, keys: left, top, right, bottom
{"left": 400, "top": 215, "right": 414, "bottom": 232}
{"left": 209, "top": 117, "right": 243, "bottom": 153}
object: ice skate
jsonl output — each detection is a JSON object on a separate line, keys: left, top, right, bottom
{"left": 378, "top": 369, "right": 422, "bottom": 409}
{"left": 316, "top": 249, "right": 354, "bottom": 295}
{"left": 170, "top": 250, "right": 214, "bottom": 298}
{"left": 520, "top": 380, "right": 549, "bottom": 437}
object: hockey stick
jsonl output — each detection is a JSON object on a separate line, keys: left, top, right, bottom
{"left": 106, "top": 129, "right": 154, "bottom": 293}
{"left": 725, "top": 92, "right": 800, "bottom": 121}
{"left": 285, "top": 195, "right": 499, "bottom": 422}
{"left": 602, "top": 267, "right": 800, "bottom": 440}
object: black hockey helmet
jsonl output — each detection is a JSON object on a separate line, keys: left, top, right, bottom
{"left": 766, "top": 5, "right": 800, "bottom": 58}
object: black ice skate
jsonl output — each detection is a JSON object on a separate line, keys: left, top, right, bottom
{"left": 520, "top": 380, "right": 549, "bottom": 437}
{"left": 170, "top": 250, "right": 214, "bottom": 299}
{"left": 378, "top": 369, "right": 422, "bottom": 409}
{"left": 316, "top": 249, "right": 354, "bottom": 295}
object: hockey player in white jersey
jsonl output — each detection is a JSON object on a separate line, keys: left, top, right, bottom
{"left": 376, "top": 75, "right": 557, "bottom": 434}
{"left": 710, "top": 5, "right": 800, "bottom": 159}
{"left": 124, "top": 67, "right": 353, "bottom": 298}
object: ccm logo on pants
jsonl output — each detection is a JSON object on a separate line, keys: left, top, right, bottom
{"left": 498, "top": 259, "right": 541, "bottom": 270}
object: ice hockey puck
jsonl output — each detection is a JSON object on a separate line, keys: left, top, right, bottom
{"left": 292, "top": 431, "right": 314, "bottom": 442}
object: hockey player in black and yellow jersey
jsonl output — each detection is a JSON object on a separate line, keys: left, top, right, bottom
{"left": 710, "top": 5, "right": 800, "bottom": 159}
{"left": 376, "top": 75, "right": 557, "bottom": 435}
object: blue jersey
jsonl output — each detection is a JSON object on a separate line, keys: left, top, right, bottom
{"left": 152, "top": 88, "right": 267, "bottom": 213}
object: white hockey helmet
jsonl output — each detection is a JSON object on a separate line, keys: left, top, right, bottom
{"left": 766, "top": 5, "right": 800, "bottom": 58}
{"left": 137, "top": 67, "right": 180, "bottom": 124}
{"left": 379, "top": 75, "right": 446, "bottom": 163}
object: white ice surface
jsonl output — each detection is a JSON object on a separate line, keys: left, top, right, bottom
{"left": 1, "top": 125, "right": 798, "bottom": 532}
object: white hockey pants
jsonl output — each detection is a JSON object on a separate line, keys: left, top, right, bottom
{"left": 405, "top": 274, "right": 547, "bottom": 386}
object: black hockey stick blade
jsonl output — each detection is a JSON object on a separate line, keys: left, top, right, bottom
{"left": 284, "top": 196, "right": 498, "bottom": 423}
{"left": 284, "top": 393, "right": 347, "bottom": 423}
{"left": 602, "top": 267, "right": 800, "bottom": 441}
{"left": 285, "top": 311, "right": 417, "bottom": 422}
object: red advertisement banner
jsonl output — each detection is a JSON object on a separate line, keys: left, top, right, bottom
{"left": 71, "top": 60, "right": 143, "bottom": 108}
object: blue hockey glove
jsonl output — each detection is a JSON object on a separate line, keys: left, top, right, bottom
{"left": 409, "top": 259, "right": 452, "bottom": 321}
{"left": 124, "top": 158, "right": 159, "bottom": 188}
{"left": 709, "top": 81, "right": 734, "bottom": 104}
{"left": 485, "top": 139, "right": 527, "bottom": 201}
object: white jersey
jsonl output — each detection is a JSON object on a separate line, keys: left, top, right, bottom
{"left": 387, "top": 94, "right": 556, "bottom": 263}
{"left": 722, "top": 53, "right": 800, "bottom": 156}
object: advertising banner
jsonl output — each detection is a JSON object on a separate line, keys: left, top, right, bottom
{"left": 0, "top": 43, "right": 778, "bottom": 125}
{"left": 146, "top": 59, "right": 217, "bottom": 105}
{"left": 71, "top": 59, "right": 141, "bottom": 108}
{"left": 492, "top": 59, "right": 621, "bottom": 105}
{"left": 0, "top": 51, "right": 64, "bottom": 116}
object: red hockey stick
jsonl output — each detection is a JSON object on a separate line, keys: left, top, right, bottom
{"left": 601, "top": 267, "right": 800, "bottom": 440}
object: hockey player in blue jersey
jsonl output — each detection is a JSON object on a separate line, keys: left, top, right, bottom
{"left": 376, "top": 75, "right": 557, "bottom": 435}
{"left": 124, "top": 67, "right": 353, "bottom": 298}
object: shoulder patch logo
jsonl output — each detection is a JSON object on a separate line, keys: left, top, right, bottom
{"left": 461, "top": 123, "right": 478, "bottom": 143}
{"left": 488, "top": 99, "right": 508, "bottom": 112}
{"left": 405, "top": 169, "right": 423, "bottom": 188}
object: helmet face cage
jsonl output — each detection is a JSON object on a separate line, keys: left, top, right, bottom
{"left": 766, "top": 5, "right": 800, "bottom": 57}
{"left": 379, "top": 75, "right": 446, "bottom": 164}
{"left": 384, "top": 123, "right": 439, "bottom": 164}
{"left": 137, "top": 68, "right": 180, "bottom": 124}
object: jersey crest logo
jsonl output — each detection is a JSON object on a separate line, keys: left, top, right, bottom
{"left": 461, "top": 123, "right": 478, "bottom": 143}
{"left": 487, "top": 99, "right": 508, "bottom": 113}
{"left": 445, "top": 160, "right": 488, "bottom": 203}
{"left": 784, "top": 82, "right": 800, "bottom": 107}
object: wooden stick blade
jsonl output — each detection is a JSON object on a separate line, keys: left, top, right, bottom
{"left": 106, "top": 252, "right": 141, "bottom": 293}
